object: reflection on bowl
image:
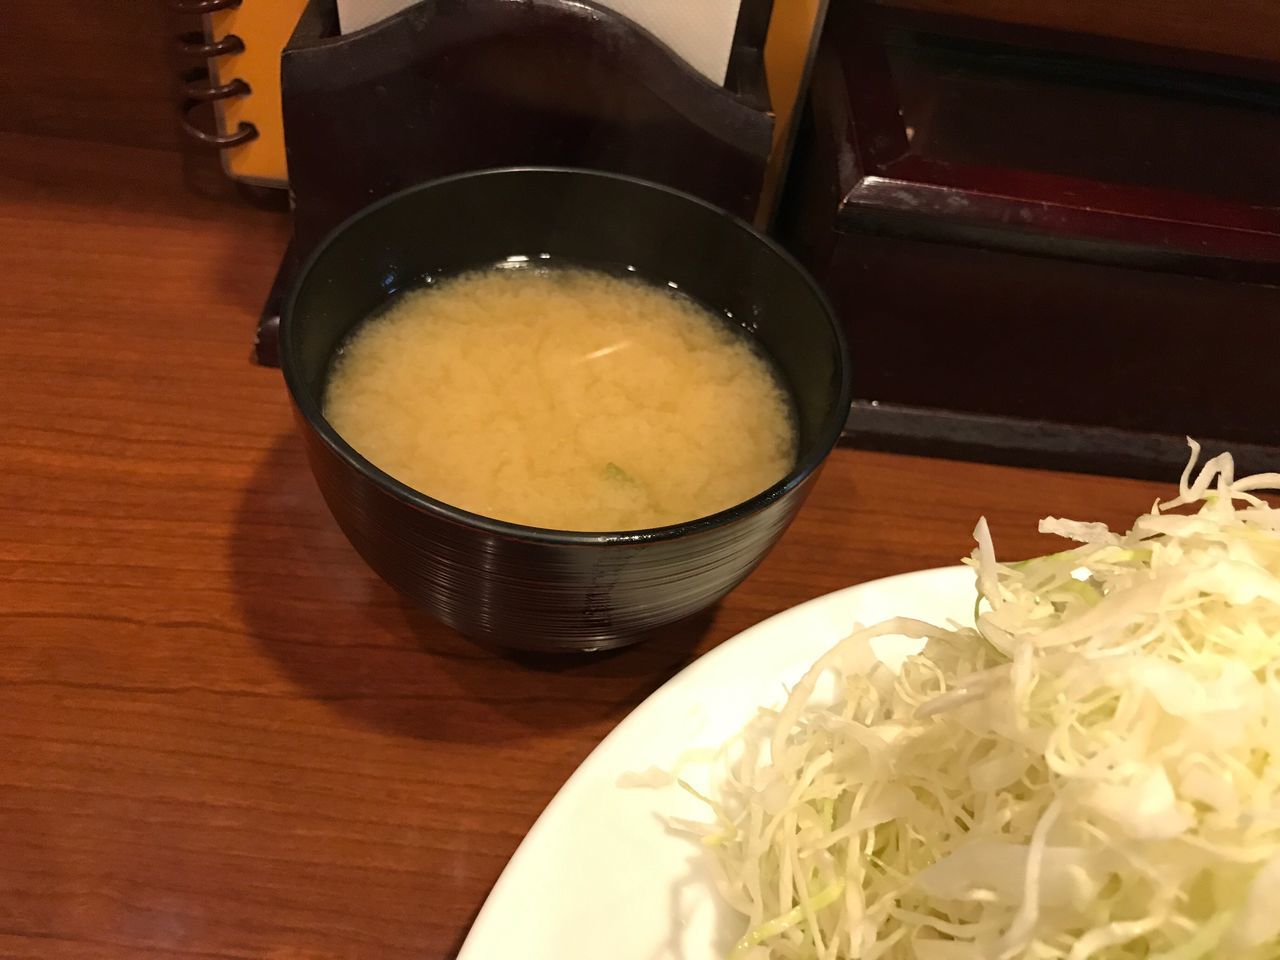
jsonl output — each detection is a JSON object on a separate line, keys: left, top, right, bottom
{"left": 281, "top": 167, "right": 851, "bottom": 652}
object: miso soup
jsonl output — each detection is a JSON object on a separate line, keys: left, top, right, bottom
{"left": 323, "top": 265, "right": 797, "bottom": 532}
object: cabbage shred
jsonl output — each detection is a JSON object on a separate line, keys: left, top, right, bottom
{"left": 695, "top": 442, "right": 1280, "bottom": 959}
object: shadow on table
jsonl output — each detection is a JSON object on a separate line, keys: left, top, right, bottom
{"left": 230, "top": 433, "right": 718, "bottom": 745}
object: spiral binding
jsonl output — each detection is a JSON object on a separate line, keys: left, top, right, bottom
{"left": 174, "top": 0, "right": 259, "bottom": 148}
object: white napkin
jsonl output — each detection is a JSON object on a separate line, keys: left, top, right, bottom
{"left": 335, "top": 0, "right": 745, "bottom": 85}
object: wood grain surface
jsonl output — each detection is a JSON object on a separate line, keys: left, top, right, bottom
{"left": 0, "top": 2, "right": 183, "bottom": 150}
{"left": 0, "top": 133, "right": 1179, "bottom": 960}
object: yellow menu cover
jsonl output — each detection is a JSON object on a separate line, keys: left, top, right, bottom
{"left": 203, "top": 0, "right": 308, "bottom": 186}
{"left": 760, "top": 0, "right": 830, "bottom": 224}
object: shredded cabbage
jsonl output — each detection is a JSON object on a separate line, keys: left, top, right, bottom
{"left": 690, "top": 441, "right": 1280, "bottom": 959}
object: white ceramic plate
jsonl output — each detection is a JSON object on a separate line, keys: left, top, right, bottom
{"left": 457, "top": 565, "right": 974, "bottom": 960}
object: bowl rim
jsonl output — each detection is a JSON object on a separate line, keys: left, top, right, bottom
{"left": 280, "top": 165, "right": 852, "bottom": 546}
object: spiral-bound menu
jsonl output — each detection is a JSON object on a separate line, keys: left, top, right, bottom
{"left": 177, "top": 0, "right": 307, "bottom": 186}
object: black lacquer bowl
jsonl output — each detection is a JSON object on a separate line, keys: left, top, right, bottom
{"left": 281, "top": 168, "right": 851, "bottom": 652}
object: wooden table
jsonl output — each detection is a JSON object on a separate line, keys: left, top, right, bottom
{"left": 0, "top": 133, "right": 1172, "bottom": 960}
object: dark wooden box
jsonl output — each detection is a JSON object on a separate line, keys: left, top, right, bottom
{"left": 778, "top": 0, "right": 1280, "bottom": 478}
{"left": 255, "top": 0, "right": 775, "bottom": 364}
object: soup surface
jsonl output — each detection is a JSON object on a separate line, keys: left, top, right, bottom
{"left": 324, "top": 265, "right": 797, "bottom": 531}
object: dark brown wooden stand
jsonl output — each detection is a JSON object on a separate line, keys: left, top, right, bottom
{"left": 254, "top": 0, "right": 775, "bottom": 365}
{"left": 778, "top": 0, "right": 1280, "bottom": 478}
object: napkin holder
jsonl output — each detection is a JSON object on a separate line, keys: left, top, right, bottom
{"left": 253, "top": 0, "right": 775, "bottom": 365}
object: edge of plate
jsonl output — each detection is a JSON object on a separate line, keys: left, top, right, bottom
{"left": 457, "top": 564, "right": 970, "bottom": 958}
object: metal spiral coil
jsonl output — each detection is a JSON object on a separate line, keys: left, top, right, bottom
{"left": 172, "top": 0, "right": 243, "bottom": 14}
{"left": 173, "top": 0, "right": 258, "bottom": 149}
